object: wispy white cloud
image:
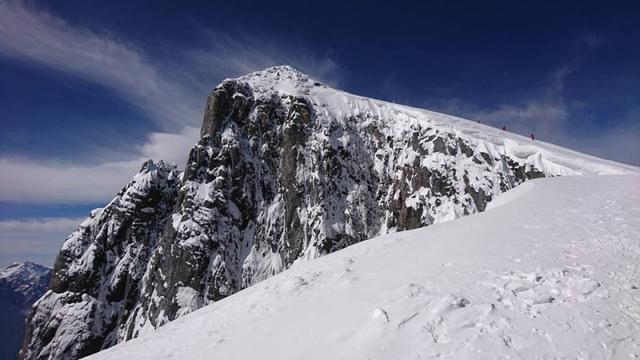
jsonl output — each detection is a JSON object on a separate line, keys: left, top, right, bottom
{"left": 422, "top": 59, "right": 640, "bottom": 166}
{"left": 0, "top": 1, "right": 205, "bottom": 204}
{"left": 183, "top": 30, "right": 343, "bottom": 88}
{"left": 0, "top": 217, "right": 83, "bottom": 267}
{"left": 0, "top": 1, "right": 342, "bottom": 204}
{"left": 0, "top": 0, "right": 203, "bottom": 128}
{"left": 0, "top": 126, "right": 201, "bottom": 203}
{"left": 0, "top": 156, "right": 141, "bottom": 203}
{"left": 438, "top": 100, "right": 638, "bottom": 166}
{"left": 137, "top": 126, "right": 200, "bottom": 166}
{"left": 0, "top": 1, "right": 342, "bottom": 128}
{"left": 426, "top": 64, "right": 573, "bottom": 136}
{"left": 430, "top": 97, "right": 569, "bottom": 136}
{"left": 0, "top": 217, "right": 82, "bottom": 234}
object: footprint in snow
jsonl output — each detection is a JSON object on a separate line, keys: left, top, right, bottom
{"left": 372, "top": 308, "right": 390, "bottom": 323}
{"left": 420, "top": 294, "right": 496, "bottom": 344}
{"left": 497, "top": 266, "right": 604, "bottom": 317}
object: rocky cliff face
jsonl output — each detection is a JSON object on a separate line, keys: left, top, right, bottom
{"left": 0, "top": 262, "right": 51, "bottom": 360}
{"left": 20, "top": 161, "right": 178, "bottom": 360}
{"left": 20, "top": 66, "right": 632, "bottom": 360}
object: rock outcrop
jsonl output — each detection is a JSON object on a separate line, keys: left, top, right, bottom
{"left": 20, "top": 161, "right": 178, "bottom": 360}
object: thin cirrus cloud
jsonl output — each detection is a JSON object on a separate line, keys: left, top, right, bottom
{"left": 182, "top": 30, "right": 343, "bottom": 88}
{"left": 0, "top": 126, "right": 200, "bottom": 204}
{"left": 0, "top": 0, "right": 342, "bottom": 205}
{"left": 420, "top": 63, "right": 640, "bottom": 166}
{"left": 0, "top": 0, "right": 202, "bottom": 129}
{"left": 430, "top": 98, "right": 640, "bottom": 166}
{"left": 0, "top": 217, "right": 84, "bottom": 267}
{"left": 0, "top": 1, "right": 342, "bottom": 129}
{"left": 427, "top": 93, "right": 640, "bottom": 166}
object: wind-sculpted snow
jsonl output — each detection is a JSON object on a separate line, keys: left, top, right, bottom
{"left": 88, "top": 175, "right": 640, "bottom": 360}
{"left": 21, "top": 66, "right": 637, "bottom": 360}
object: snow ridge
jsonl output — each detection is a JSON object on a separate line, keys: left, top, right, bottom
{"left": 238, "top": 66, "right": 635, "bottom": 176}
{"left": 0, "top": 261, "right": 51, "bottom": 307}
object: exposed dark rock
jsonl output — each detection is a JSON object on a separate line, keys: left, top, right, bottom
{"left": 20, "top": 161, "right": 178, "bottom": 360}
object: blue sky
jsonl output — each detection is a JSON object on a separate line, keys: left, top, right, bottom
{"left": 0, "top": 0, "right": 639, "bottom": 267}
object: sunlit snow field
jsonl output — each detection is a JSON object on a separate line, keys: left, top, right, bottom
{"left": 89, "top": 174, "right": 640, "bottom": 359}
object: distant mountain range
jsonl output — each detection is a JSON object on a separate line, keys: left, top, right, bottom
{"left": 0, "top": 262, "right": 51, "bottom": 360}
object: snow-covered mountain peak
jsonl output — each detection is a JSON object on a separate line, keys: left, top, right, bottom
{"left": 0, "top": 262, "right": 49, "bottom": 283}
{"left": 232, "top": 65, "right": 325, "bottom": 97}
{"left": 0, "top": 262, "right": 51, "bottom": 360}
{"left": 223, "top": 66, "right": 636, "bottom": 177}
{"left": 0, "top": 262, "right": 51, "bottom": 304}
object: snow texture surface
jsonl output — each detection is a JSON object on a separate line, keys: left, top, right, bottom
{"left": 88, "top": 174, "right": 640, "bottom": 360}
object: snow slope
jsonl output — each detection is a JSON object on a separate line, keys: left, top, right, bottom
{"left": 88, "top": 174, "right": 640, "bottom": 359}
